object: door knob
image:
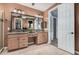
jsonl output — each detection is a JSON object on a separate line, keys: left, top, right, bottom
{"left": 70, "top": 32, "right": 74, "bottom": 34}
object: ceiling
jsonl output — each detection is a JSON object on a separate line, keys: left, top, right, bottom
{"left": 19, "top": 3, "right": 54, "bottom": 11}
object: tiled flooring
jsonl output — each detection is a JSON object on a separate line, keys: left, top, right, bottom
{"left": 1, "top": 44, "right": 71, "bottom": 55}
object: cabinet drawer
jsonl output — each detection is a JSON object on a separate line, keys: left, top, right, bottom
{"left": 19, "top": 37, "right": 28, "bottom": 43}
{"left": 8, "top": 34, "right": 27, "bottom": 38}
{"left": 19, "top": 43, "right": 28, "bottom": 48}
{"left": 19, "top": 37, "right": 28, "bottom": 48}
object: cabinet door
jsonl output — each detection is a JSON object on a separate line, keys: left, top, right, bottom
{"left": 8, "top": 38, "right": 18, "bottom": 50}
{"left": 19, "top": 36, "right": 28, "bottom": 48}
{"left": 43, "top": 32, "right": 48, "bottom": 43}
{"left": 37, "top": 32, "right": 48, "bottom": 44}
{"left": 37, "top": 32, "right": 43, "bottom": 44}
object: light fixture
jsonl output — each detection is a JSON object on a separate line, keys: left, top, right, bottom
{"left": 12, "top": 8, "right": 17, "bottom": 13}
{"left": 12, "top": 8, "right": 25, "bottom": 14}
{"left": 21, "top": 10, "right": 25, "bottom": 14}
{"left": 17, "top": 9, "right": 22, "bottom": 14}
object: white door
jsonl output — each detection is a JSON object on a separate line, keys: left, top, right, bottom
{"left": 58, "top": 3, "right": 74, "bottom": 54}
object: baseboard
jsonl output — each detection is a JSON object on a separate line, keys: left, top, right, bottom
{"left": 0, "top": 47, "right": 8, "bottom": 54}
{"left": 75, "top": 51, "right": 79, "bottom": 54}
{"left": 0, "top": 47, "right": 4, "bottom": 54}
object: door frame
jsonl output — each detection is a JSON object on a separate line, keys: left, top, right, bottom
{"left": 0, "top": 10, "right": 4, "bottom": 53}
{"left": 48, "top": 5, "right": 59, "bottom": 43}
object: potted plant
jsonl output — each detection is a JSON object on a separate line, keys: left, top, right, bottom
{"left": 28, "top": 28, "right": 33, "bottom": 33}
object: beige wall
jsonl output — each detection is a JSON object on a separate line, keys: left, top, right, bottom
{"left": 0, "top": 3, "right": 59, "bottom": 46}
{"left": 0, "top": 3, "right": 43, "bottom": 46}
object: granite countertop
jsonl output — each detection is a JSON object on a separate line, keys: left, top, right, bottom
{"left": 8, "top": 32, "right": 28, "bottom": 35}
{"left": 8, "top": 32, "right": 38, "bottom": 35}
{"left": 8, "top": 31, "right": 47, "bottom": 35}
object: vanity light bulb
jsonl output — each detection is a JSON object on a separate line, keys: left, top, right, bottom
{"left": 8, "top": 27, "right": 10, "bottom": 31}
{"left": 22, "top": 11, "right": 25, "bottom": 14}
{"left": 13, "top": 9, "right": 17, "bottom": 13}
{"left": 18, "top": 10, "right": 21, "bottom": 14}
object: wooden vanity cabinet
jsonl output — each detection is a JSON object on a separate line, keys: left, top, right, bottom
{"left": 7, "top": 32, "right": 48, "bottom": 51}
{"left": 8, "top": 37, "right": 18, "bottom": 51}
{"left": 36, "top": 32, "right": 48, "bottom": 44}
{"left": 19, "top": 36, "right": 28, "bottom": 48}
{"left": 8, "top": 34, "right": 28, "bottom": 51}
{"left": 42, "top": 32, "right": 48, "bottom": 43}
{"left": 37, "top": 32, "right": 43, "bottom": 44}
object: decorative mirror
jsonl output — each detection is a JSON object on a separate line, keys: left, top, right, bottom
{"left": 10, "top": 10, "right": 35, "bottom": 32}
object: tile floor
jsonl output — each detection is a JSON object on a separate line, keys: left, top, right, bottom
{"left": 1, "top": 44, "right": 71, "bottom": 55}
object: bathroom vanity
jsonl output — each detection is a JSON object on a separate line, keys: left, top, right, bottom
{"left": 7, "top": 10, "right": 48, "bottom": 51}
{"left": 8, "top": 32, "right": 28, "bottom": 51}
{"left": 7, "top": 32, "right": 48, "bottom": 51}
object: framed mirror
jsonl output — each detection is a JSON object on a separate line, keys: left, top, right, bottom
{"left": 34, "top": 17, "right": 43, "bottom": 32}
{"left": 10, "top": 12, "right": 35, "bottom": 32}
